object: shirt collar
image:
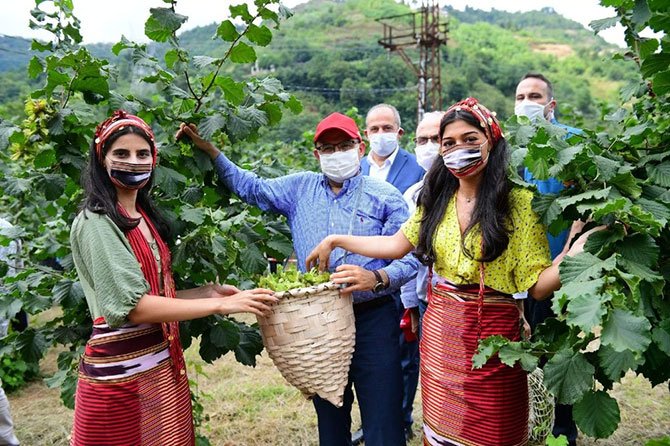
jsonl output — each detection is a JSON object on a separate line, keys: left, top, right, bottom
{"left": 366, "top": 146, "right": 400, "bottom": 168}
{"left": 320, "top": 170, "right": 363, "bottom": 195}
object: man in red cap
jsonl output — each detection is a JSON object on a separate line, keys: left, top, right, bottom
{"left": 179, "top": 113, "right": 417, "bottom": 446}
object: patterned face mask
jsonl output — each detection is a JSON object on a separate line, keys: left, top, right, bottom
{"left": 106, "top": 159, "right": 153, "bottom": 190}
{"left": 442, "top": 141, "right": 489, "bottom": 178}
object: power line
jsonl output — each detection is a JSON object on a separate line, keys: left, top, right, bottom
{"left": 285, "top": 84, "right": 415, "bottom": 96}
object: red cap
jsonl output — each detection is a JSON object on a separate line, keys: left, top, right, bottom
{"left": 314, "top": 112, "right": 362, "bottom": 142}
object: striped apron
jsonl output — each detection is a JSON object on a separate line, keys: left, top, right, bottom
{"left": 421, "top": 278, "right": 528, "bottom": 446}
{"left": 71, "top": 318, "right": 194, "bottom": 446}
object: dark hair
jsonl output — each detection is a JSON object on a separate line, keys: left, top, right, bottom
{"left": 521, "top": 72, "right": 554, "bottom": 98}
{"left": 415, "top": 110, "right": 512, "bottom": 264}
{"left": 80, "top": 125, "right": 170, "bottom": 240}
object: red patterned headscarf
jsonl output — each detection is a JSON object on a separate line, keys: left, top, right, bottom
{"left": 445, "top": 97, "right": 503, "bottom": 146}
{"left": 94, "top": 110, "right": 157, "bottom": 166}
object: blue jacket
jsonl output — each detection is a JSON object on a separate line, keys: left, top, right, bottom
{"left": 360, "top": 148, "right": 425, "bottom": 194}
{"left": 523, "top": 119, "right": 582, "bottom": 259}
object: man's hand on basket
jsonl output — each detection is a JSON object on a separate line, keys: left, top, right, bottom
{"left": 330, "top": 264, "right": 377, "bottom": 294}
{"left": 175, "top": 122, "right": 221, "bottom": 160}
{"left": 217, "top": 288, "right": 278, "bottom": 317}
{"left": 306, "top": 235, "right": 337, "bottom": 272}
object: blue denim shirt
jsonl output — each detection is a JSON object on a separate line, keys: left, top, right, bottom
{"left": 213, "top": 153, "right": 419, "bottom": 303}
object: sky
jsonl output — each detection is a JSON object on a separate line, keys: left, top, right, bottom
{"left": 0, "top": 0, "right": 627, "bottom": 47}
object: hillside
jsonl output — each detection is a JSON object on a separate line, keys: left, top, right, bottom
{"left": 0, "top": 0, "right": 637, "bottom": 141}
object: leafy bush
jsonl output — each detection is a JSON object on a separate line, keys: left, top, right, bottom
{"left": 0, "top": 351, "right": 39, "bottom": 393}
{"left": 475, "top": 0, "right": 670, "bottom": 439}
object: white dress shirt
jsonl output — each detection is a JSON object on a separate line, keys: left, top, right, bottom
{"left": 366, "top": 147, "right": 399, "bottom": 182}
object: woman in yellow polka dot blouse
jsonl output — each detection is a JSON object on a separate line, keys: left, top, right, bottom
{"left": 306, "top": 98, "right": 600, "bottom": 446}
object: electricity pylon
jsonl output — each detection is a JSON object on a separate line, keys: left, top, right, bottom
{"left": 376, "top": 1, "right": 448, "bottom": 121}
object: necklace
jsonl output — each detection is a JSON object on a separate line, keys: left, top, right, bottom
{"left": 458, "top": 192, "right": 476, "bottom": 203}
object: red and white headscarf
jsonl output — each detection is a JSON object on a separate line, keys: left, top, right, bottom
{"left": 94, "top": 110, "right": 157, "bottom": 166}
{"left": 446, "top": 97, "right": 503, "bottom": 147}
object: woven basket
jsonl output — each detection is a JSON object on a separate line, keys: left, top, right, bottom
{"left": 257, "top": 281, "right": 355, "bottom": 407}
{"left": 528, "top": 367, "right": 555, "bottom": 445}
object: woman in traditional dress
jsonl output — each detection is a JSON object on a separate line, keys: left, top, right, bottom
{"left": 69, "top": 110, "right": 277, "bottom": 446}
{"left": 307, "top": 98, "right": 599, "bottom": 446}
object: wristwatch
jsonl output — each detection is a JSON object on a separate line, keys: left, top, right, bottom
{"left": 372, "top": 270, "right": 388, "bottom": 293}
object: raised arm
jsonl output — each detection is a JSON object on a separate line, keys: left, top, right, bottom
{"left": 306, "top": 230, "right": 414, "bottom": 271}
{"left": 176, "top": 122, "right": 297, "bottom": 216}
{"left": 177, "top": 123, "right": 220, "bottom": 159}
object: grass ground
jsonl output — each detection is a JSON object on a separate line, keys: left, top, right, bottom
{"left": 8, "top": 341, "right": 670, "bottom": 446}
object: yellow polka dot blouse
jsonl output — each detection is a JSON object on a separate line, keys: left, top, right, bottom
{"left": 401, "top": 187, "right": 551, "bottom": 294}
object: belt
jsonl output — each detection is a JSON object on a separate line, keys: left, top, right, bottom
{"left": 353, "top": 295, "right": 393, "bottom": 313}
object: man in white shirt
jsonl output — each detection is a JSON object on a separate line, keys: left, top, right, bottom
{"left": 360, "top": 104, "right": 424, "bottom": 194}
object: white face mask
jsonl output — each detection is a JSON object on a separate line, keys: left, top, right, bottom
{"left": 319, "top": 149, "right": 361, "bottom": 183}
{"left": 415, "top": 141, "right": 440, "bottom": 171}
{"left": 515, "top": 99, "right": 550, "bottom": 122}
{"left": 369, "top": 132, "right": 399, "bottom": 157}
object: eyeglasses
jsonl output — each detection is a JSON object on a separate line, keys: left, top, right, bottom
{"left": 414, "top": 135, "right": 440, "bottom": 145}
{"left": 315, "top": 139, "right": 360, "bottom": 155}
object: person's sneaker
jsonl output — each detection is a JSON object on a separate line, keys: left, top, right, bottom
{"left": 351, "top": 428, "right": 364, "bottom": 445}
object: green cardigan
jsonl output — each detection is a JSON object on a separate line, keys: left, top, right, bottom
{"left": 70, "top": 210, "right": 150, "bottom": 328}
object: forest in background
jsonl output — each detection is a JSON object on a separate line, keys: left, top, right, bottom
{"left": 2, "top": 0, "right": 669, "bottom": 443}
{"left": 0, "top": 0, "right": 637, "bottom": 145}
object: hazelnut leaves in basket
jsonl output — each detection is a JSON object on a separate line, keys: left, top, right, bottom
{"left": 258, "top": 265, "right": 331, "bottom": 292}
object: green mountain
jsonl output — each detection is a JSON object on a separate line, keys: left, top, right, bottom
{"left": 0, "top": 0, "right": 636, "bottom": 141}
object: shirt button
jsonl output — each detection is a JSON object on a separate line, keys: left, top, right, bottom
{"left": 180, "top": 369, "right": 186, "bottom": 375}
{"left": 168, "top": 335, "right": 174, "bottom": 341}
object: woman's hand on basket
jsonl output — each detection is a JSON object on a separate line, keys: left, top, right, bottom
{"left": 306, "top": 235, "right": 337, "bottom": 271}
{"left": 217, "top": 288, "right": 278, "bottom": 317}
{"left": 175, "top": 122, "right": 221, "bottom": 160}
{"left": 330, "top": 264, "right": 377, "bottom": 294}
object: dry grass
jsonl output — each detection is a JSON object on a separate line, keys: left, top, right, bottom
{"left": 530, "top": 43, "right": 574, "bottom": 59}
{"left": 7, "top": 342, "right": 669, "bottom": 446}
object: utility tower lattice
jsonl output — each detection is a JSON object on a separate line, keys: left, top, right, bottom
{"left": 376, "top": 1, "right": 448, "bottom": 122}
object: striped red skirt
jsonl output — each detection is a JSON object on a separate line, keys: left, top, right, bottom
{"left": 71, "top": 319, "right": 194, "bottom": 446}
{"left": 421, "top": 281, "right": 528, "bottom": 446}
